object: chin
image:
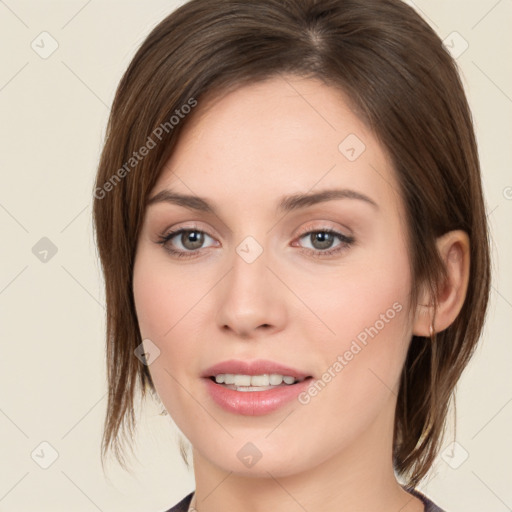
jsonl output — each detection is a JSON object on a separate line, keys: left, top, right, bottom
{"left": 194, "top": 437, "right": 317, "bottom": 479}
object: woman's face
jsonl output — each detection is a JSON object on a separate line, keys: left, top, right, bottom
{"left": 133, "top": 75, "right": 416, "bottom": 477}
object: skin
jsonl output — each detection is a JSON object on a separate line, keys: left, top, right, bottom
{"left": 132, "top": 75, "right": 470, "bottom": 512}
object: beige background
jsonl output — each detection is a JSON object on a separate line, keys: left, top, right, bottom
{"left": 0, "top": 0, "right": 511, "bottom": 510}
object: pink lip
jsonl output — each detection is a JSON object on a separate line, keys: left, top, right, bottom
{"left": 201, "top": 359, "right": 313, "bottom": 416}
{"left": 203, "top": 377, "right": 313, "bottom": 416}
{"left": 201, "top": 359, "right": 311, "bottom": 379}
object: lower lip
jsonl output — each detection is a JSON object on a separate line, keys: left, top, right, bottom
{"left": 203, "top": 377, "right": 313, "bottom": 416}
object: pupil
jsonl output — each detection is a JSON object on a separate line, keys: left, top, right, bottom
{"left": 183, "top": 231, "right": 204, "bottom": 249}
{"left": 313, "top": 232, "right": 332, "bottom": 249}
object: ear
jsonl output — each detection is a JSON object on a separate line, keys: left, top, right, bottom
{"left": 413, "top": 230, "right": 470, "bottom": 336}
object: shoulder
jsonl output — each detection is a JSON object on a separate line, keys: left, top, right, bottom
{"left": 162, "top": 491, "right": 194, "bottom": 512}
{"left": 406, "top": 487, "right": 447, "bottom": 512}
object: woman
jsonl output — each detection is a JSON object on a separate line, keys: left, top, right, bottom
{"left": 92, "top": 1, "right": 491, "bottom": 510}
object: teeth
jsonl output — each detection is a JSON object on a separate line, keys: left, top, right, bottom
{"left": 214, "top": 373, "right": 301, "bottom": 386}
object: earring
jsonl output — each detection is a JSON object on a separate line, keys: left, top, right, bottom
{"left": 429, "top": 322, "right": 435, "bottom": 338}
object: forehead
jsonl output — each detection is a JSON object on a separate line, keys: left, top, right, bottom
{"left": 152, "top": 75, "right": 402, "bottom": 218}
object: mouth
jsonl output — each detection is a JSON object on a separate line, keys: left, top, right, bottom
{"left": 203, "top": 372, "right": 315, "bottom": 415}
{"left": 207, "top": 374, "right": 314, "bottom": 392}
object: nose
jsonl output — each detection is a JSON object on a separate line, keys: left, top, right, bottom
{"left": 215, "top": 242, "right": 287, "bottom": 339}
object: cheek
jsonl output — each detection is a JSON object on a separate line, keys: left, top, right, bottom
{"left": 301, "top": 258, "right": 412, "bottom": 430}
{"left": 132, "top": 249, "right": 211, "bottom": 420}
{"left": 133, "top": 248, "right": 207, "bottom": 342}
{"left": 297, "top": 240, "right": 410, "bottom": 340}
{"left": 293, "top": 235, "right": 412, "bottom": 389}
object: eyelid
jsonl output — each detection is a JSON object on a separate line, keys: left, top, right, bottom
{"left": 159, "top": 221, "right": 212, "bottom": 238}
{"left": 158, "top": 221, "right": 350, "bottom": 242}
{"left": 292, "top": 227, "right": 355, "bottom": 257}
{"left": 158, "top": 223, "right": 218, "bottom": 246}
{"left": 156, "top": 221, "right": 355, "bottom": 259}
{"left": 294, "top": 220, "right": 352, "bottom": 239}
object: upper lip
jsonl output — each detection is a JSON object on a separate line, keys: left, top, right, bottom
{"left": 201, "top": 359, "right": 312, "bottom": 379}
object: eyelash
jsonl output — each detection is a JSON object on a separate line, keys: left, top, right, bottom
{"left": 156, "top": 226, "right": 355, "bottom": 260}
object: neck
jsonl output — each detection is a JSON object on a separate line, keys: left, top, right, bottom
{"left": 189, "top": 399, "right": 424, "bottom": 512}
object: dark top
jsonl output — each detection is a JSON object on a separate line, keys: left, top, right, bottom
{"left": 163, "top": 492, "right": 193, "bottom": 512}
{"left": 163, "top": 488, "right": 445, "bottom": 511}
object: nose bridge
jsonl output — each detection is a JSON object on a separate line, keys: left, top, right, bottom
{"left": 229, "top": 234, "right": 271, "bottom": 304}
{"left": 215, "top": 233, "right": 285, "bottom": 335}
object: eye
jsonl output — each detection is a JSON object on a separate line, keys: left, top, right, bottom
{"left": 157, "top": 227, "right": 217, "bottom": 258}
{"left": 295, "top": 228, "right": 355, "bottom": 258}
{"left": 156, "top": 225, "right": 355, "bottom": 259}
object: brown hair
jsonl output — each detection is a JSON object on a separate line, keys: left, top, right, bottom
{"left": 92, "top": 0, "right": 491, "bottom": 487}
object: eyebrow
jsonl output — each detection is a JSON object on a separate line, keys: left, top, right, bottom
{"left": 147, "top": 187, "right": 378, "bottom": 213}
